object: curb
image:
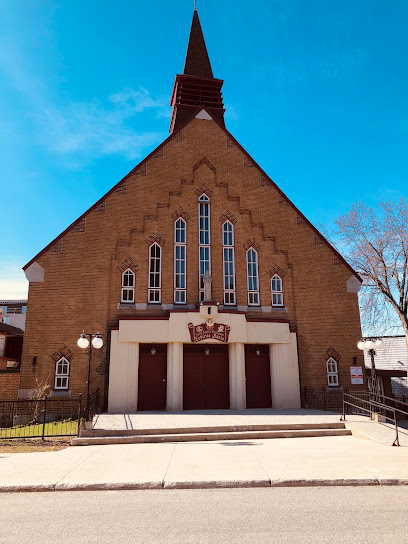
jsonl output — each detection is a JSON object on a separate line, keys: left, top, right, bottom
{"left": 1, "top": 478, "right": 407, "bottom": 493}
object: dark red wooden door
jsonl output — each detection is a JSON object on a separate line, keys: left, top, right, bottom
{"left": 183, "top": 345, "right": 230, "bottom": 410}
{"left": 245, "top": 345, "right": 272, "bottom": 408}
{"left": 137, "top": 344, "right": 167, "bottom": 411}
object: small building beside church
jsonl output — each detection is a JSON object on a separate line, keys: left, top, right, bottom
{"left": 18, "top": 9, "right": 364, "bottom": 411}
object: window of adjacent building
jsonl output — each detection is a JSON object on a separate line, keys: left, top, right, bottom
{"left": 54, "top": 357, "right": 70, "bottom": 390}
{"left": 271, "top": 274, "right": 283, "bottom": 307}
{"left": 148, "top": 242, "right": 161, "bottom": 303}
{"left": 246, "top": 248, "right": 260, "bottom": 306}
{"left": 222, "top": 221, "right": 235, "bottom": 305}
{"left": 121, "top": 268, "right": 135, "bottom": 303}
{"left": 326, "top": 357, "right": 339, "bottom": 387}
{"left": 174, "top": 217, "right": 186, "bottom": 304}
{"left": 22, "top": 306, "right": 27, "bottom": 314}
{"left": 198, "top": 193, "right": 211, "bottom": 302}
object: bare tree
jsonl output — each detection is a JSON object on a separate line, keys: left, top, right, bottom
{"left": 335, "top": 198, "right": 408, "bottom": 349}
{"left": 28, "top": 375, "right": 51, "bottom": 423}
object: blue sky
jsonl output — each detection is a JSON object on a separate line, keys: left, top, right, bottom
{"left": 1, "top": 0, "right": 407, "bottom": 298}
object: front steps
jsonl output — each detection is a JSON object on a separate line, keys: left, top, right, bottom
{"left": 71, "top": 422, "right": 351, "bottom": 446}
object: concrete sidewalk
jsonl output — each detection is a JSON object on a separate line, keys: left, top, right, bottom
{"left": 1, "top": 435, "right": 407, "bottom": 492}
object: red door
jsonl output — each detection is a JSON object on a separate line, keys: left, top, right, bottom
{"left": 183, "top": 345, "right": 229, "bottom": 410}
{"left": 137, "top": 344, "right": 167, "bottom": 411}
{"left": 245, "top": 345, "right": 272, "bottom": 408}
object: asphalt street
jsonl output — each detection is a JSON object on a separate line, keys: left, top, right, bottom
{"left": 1, "top": 487, "right": 408, "bottom": 544}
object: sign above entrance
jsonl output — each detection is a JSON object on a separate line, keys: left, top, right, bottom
{"left": 188, "top": 322, "right": 231, "bottom": 343}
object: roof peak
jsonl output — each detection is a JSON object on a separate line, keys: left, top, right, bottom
{"left": 183, "top": 9, "right": 213, "bottom": 79}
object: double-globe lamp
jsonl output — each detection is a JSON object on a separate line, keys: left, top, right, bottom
{"left": 77, "top": 331, "right": 103, "bottom": 419}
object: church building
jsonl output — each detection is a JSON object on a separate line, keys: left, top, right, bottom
{"left": 19, "top": 9, "right": 364, "bottom": 412}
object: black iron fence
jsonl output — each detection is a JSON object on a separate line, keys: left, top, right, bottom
{"left": 0, "top": 389, "right": 99, "bottom": 440}
{"left": 303, "top": 387, "right": 370, "bottom": 412}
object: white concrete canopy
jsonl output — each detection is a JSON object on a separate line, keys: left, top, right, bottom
{"left": 108, "top": 310, "right": 301, "bottom": 413}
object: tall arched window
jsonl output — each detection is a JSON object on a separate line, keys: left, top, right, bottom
{"left": 246, "top": 248, "right": 260, "bottom": 306}
{"left": 271, "top": 274, "right": 283, "bottom": 307}
{"left": 222, "top": 221, "right": 235, "bottom": 305}
{"left": 198, "top": 193, "right": 211, "bottom": 301}
{"left": 174, "top": 217, "right": 186, "bottom": 304}
{"left": 121, "top": 268, "right": 135, "bottom": 303}
{"left": 148, "top": 242, "right": 161, "bottom": 303}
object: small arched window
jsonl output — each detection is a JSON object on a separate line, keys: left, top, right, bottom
{"left": 55, "top": 357, "right": 70, "bottom": 390}
{"left": 326, "top": 357, "right": 339, "bottom": 387}
{"left": 174, "top": 218, "right": 186, "bottom": 304}
{"left": 222, "top": 221, "right": 235, "bottom": 305}
{"left": 271, "top": 274, "right": 283, "bottom": 307}
{"left": 148, "top": 243, "right": 161, "bottom": 303}
{"left": 246, "top": 248, "right": 260, "bottom": 306}
{"left": 121, "top": 268, "right": 135, "bottom": 303}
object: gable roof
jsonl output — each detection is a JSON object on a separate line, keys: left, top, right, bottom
{"left": 23, "top": 107, "right": 361, "bottom": 282}
{"left": 363, "top": 336, "right": 408, "bottom": 372}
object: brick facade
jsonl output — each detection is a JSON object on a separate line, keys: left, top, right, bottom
{"left": 20, "top": 114, "right": 364, "bottom": 408}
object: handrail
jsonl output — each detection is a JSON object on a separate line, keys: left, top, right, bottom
{"left": 340, "top": 392, "right": 408, "bottom": 447}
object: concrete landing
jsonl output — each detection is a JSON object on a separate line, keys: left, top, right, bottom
{"left": 92, "top": 409, "right": 349, "bottom": 433}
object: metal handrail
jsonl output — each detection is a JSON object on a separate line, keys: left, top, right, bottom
{"left": 340, "top": 392, "right": 408, "bottom": 447}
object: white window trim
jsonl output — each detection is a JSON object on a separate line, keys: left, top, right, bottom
{"left": 271, "top": 274, "right": 284, "bottom": 307}
{"left": 246, "top": 247, "right": 260, "bottom": 306}
{"left": 54, "top": 356, "right": 70, "bottom": 390}
{"left": 198, "top": 193, "right": 211, "bottom": 302}
{"left": 326, "top": 357, "right": 339, "bottom": 387}
{"left": 148, "top": 242, "right": 162, "bottom": 304}
{"left": 121, "top": 268, "right": 135, "bottom": 303}
{"left": 174, "top": 218, "right": 187, "bottom": 304}
{"left": 222, "top": 221, "right": 236, "bottom": 305}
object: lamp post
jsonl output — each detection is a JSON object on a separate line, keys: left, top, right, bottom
{"left": 77, "top": 331, "right": 103, "bottom": 420}
{"left": 357, "top": 337, "right": 383, "bottom": 400}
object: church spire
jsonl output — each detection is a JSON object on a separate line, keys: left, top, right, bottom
{"left": 183, "top": 9, "right": 214, "bottom": 79}
{"left": 169, "top": 8, "right": 225, "bottom": 133}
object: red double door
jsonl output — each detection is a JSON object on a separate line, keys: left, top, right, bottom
{"left": 245, "top": 345, "right": 272, "bottom": 408}
{"left": 183, "top": 345, "right": 230, "bottom": 410}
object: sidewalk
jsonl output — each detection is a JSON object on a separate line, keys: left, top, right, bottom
{"left": 1, "top": 434, "right": 407, "bottom": 492}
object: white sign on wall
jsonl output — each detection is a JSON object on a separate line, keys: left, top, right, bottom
{"left": 350, "top": 366, "right": 363, "bottom": 385}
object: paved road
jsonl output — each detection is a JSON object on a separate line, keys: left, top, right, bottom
{"left": 1, "top": 487, "right": 408, "bottom": 543}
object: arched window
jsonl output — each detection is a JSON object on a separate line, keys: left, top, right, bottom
{"left": 54, "top": 357, "right": 69, "bottom": 390}
{"left": 326, "top": 357, "right": 339, "bottom": 387}
{"left": 246, "top": 248, "right": 260, "bottom": 306}
{"left": 198, "top": 193, "right": 211, "bottom": 301}
{"left": 121, "top": 268, "right": 135, "bottom": 303}
{"left": 222, "top": 221, "right": 235, "bottom": 305}
{"left": 174, "top": 218, "right": 186, "bottom": 304}
{"left": 271, "top": 274, "right": 283, "bottom": 307}
{"left": 148, "top": 242, "right": 161, "bottom": 303}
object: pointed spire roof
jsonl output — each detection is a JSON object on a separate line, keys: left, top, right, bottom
{"left": 183, "top": 9, "right": 213, "bottom": 79}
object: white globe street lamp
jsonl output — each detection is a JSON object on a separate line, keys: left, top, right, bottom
{"left": 357, "top": 337, "right": 381, "bottom": 399}
{"left": 77, "top": 331, "right": 104, "bottom": 420}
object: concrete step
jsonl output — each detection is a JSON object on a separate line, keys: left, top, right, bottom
{"left": 72, "top": 428, "right": 351, "bottom": 446}
{"left": 80, "top": 422, "right": 346, "bottom": 438}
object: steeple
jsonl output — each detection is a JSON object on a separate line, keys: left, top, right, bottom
{"left": 183, "top": 9, "right": 213, "bottom": 79}
{"left": 169, "top": 9, "right": 225, "bottom": 133}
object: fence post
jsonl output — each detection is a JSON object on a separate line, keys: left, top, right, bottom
{"left": 77, "top": 394, "right": 82, "bottom": 437}
{"left": 41, "top": 395, "right": 48, "bottom": 441}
